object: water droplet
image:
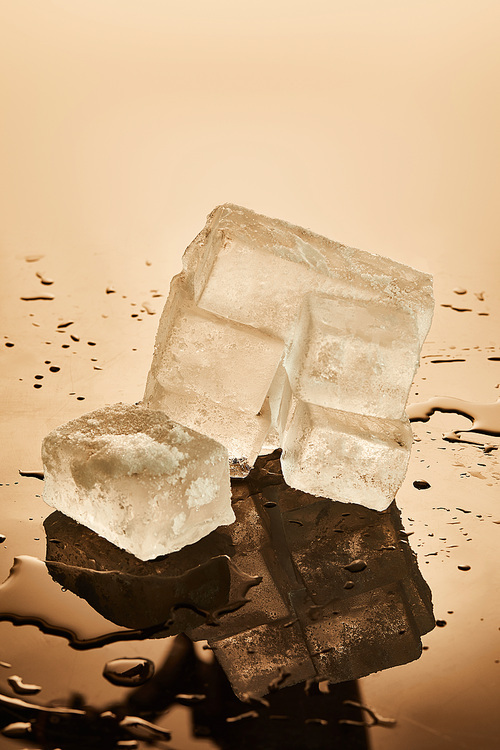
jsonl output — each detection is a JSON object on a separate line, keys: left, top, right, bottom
{"left": 49, "top": 366, "right": 60, "bottom": 373}
{"left": 33, "top": 384, "right": 42, "bottom": 389}
{"left": 34, "top": 375, "right": 43, "bottom": 380}
{"left": 103, "top": 657, "right": 154, "bottom": 687}
{"left": 87, "top": 341, "right": 96, "bottom": 346}
{"left": 458, "top": 565, "right": 471, "bottom": 571}
{"left": 344, "top": 581, "right": 355, "bottom": 589}
{"left": 344, "top": 559, "right": 367, "bottom": 573}
{"left": 7, "top": 675, "right": 42, "bottom": 695}
{"left": 20, "top": 295, "right": 54, "bottom": 301}
{"left": 413, "top": 480, "right": 431, "bottom": 490}
{"left": 436, "top": 619, "right": 447, "bottom": 627}
{"left": 4, "top": 342, "right": 14, "bottom": 348}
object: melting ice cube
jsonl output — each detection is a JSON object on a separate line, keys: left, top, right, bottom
{"left": 41, "top": 403, "right": 234, "bottom": 560}
{"left": 145, "top": 204, "right": 433, "bottom": 503}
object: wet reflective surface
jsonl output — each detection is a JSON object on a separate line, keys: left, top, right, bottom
{"left": 1, "top": 251, "right": 499, "bottom": 749}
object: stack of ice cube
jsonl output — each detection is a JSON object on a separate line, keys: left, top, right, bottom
{"left": 144, "top": 204, "right": 433, "bottom": 509}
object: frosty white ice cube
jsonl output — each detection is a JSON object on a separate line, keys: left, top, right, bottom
{"left": 284, "top": 292, "right": 420, "bottom": 420}
{"left": 280, "top": 398, "right": 412, "bottom": 510}
{"left": 41, "top": 403, "right": 234, "bottom": 560}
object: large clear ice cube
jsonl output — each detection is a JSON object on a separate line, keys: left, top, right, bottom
{"left": 284, "top": 292, "right": 420, "bottom": 420}
{"left": 186, "top": 204, "right": 433, "bottom": 344}
{"left": 280, "top": 398, "right": 413, "bottom": 510}
{"left": 144, "top": 276, "right": 281, "bottom": 472}
{"left": 146, "top": 203, "right": 433, "bottom": 498}
{"left": 42, "top": 403, "right": 234, "bottom": 560}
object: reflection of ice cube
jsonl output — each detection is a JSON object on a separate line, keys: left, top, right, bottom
{"left": 41, "top": 452, "right": 434, "bottom": 699}
{"left": 199, "top": 453, "right": 434, "bottom": 697}
{"left": 42, "top": 403, "right": 234, "bottom": 560}
{"left": 280, "top": 398, "right": 413, "bottom": 510}
{"left": 284, "top": 292, "right": 420, "bottom": 419}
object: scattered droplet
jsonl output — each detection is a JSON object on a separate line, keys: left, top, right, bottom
{"left": 458, "top": 565, "right": 471, "bottom": 571}
{"left": 453, "top": 287, "right": 467, "bottom": 295}
{"left": 49, "top": 366, "right": 60, "bottom": 373}
{"left": 57, "top": 321, "right": 74, "bottom": 329}
{"left": 24, "top": 255, "right": 44, "bottom": 262}
{"left": 103, "top": 657, "right": 154, "bottom": 687}
{"left": 34, "top": 375, "right": 43, "bottom": 380}
{"left": 87, "top": 341, "right": 96, "bottom": 346}
{"left": 1, "top": 721, "right": 32, "bottom": 738}
{"left": 174, "top": 693, "right": 206, "bottom": 705}
{"left": 106, "top": 286, "right": 116, "bottom": 294}
{"left": 440, "top": 304, "right": 472, "bottom": 312}
{"left": 344, "top": 559, "right": 367, "bottom": 573}
{"left": 4, "top": 342, "right": 14, "bottom": 348}
{"left": 20, "top": 295, "right": 54, "bottom": 301}
{"left": 226, "top": 711, "right": 258, "bottom": 723}
{"left": 0, "top": 661, "right": 11, "bottom": 668}
{"left": 413, "top": 480, "right": 431, "bottom": 490}
{"left": 7, "top": 675, "right": 42, "bottom": 695}
{"left": 436, "top": 619, "right": 447, "bottom": 627}
{"left": 36, "top": 271, "right": 54, "bottom": 285}
{"left": 344, "top": 581, "right": 355, "bottom": 589}
{"left": 0, "top": 535, "right": 5, "bottom": 543}
{"left": 18, "top": 471, "right": 44, "bottom": 480}
{"left": 33, "top": 384, "right": 42, "bottom": 389}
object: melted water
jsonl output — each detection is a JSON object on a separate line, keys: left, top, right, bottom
{"left": 407, "top": 396, "right": 500, "bottom": 445}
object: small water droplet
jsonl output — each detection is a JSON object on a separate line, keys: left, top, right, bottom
{"left": 458, "top": 565, "right": 471, "bottom": 571}
{"left": 4, "top": 342, "right": 14, "bottom": 348}
{"left": 103, "top": 657, "right": 154, "bottom": 687}
{"left": 49, "top": 366, "right": 60, "bottom": 373}
{"left": 344, "top": 581, "right": 355, "bottom": 589}
{"left": 344, "top": 559, "right": 367, "bottom": 573}
{"left": 436, "top": 619, "right": 447, "bottom": 627}
{"left": 7, "top": 674, "right": 42, "bottom": 695}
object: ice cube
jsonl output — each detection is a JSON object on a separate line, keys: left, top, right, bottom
{"left": 284, "top": 292, "right": 420, "bottom": 419}
{"left": 186, "top": 204, "right": 433, "bottom": 344}
{"left": 146, "top": 204, "right": 432, "bottom": 494}
{"left": 280, "top": 398, "right": 412, "bottom": 510}
{"left": 144, "top": 275, "right": 282, "bottom": 472}
{"left": 41, "top": 403, "right": 234, "bottom": 560}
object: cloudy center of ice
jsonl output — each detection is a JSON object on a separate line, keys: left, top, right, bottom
{"left": 77, "top": 433, "right": 186, "bottom": 486}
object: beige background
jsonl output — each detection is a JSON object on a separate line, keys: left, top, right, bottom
{"left": 1, "top": 0, "right": 499, "bottom": 289}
